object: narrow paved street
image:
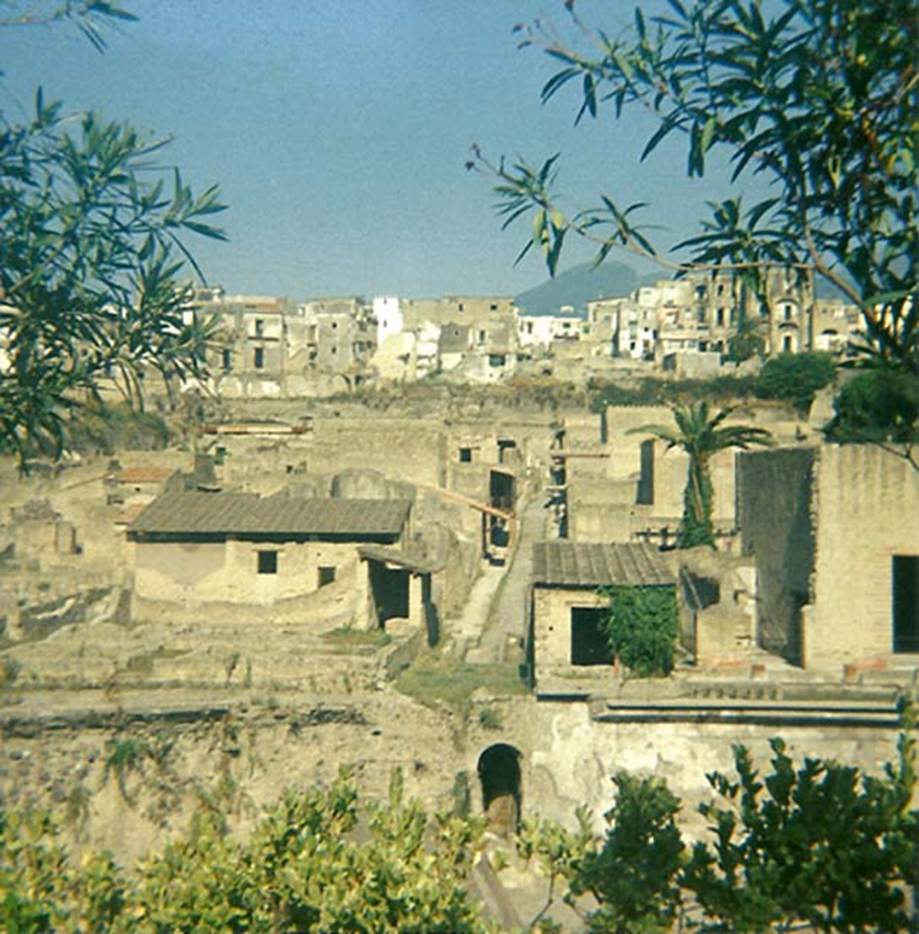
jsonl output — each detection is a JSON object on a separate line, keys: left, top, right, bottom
{"left": 445, "top": 487, "right": 548, "bottom": 663}
{"left": 476, "top": 491, "right": 547, "bottom": 662}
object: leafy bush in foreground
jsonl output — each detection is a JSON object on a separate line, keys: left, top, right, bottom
{"left": 0, "top": 770, "right": 492, "bottom": 933}
{"left": 519, "top": 715, "right": 918, "bottom": 933}
{"left": 2, "top": 725, "right": 916, "bottom": 932}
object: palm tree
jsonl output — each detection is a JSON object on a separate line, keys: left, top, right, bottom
{"left": 632, "top": 402, "right": 772, "bottom": 548}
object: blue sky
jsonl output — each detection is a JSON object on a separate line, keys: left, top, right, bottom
{"left": 2, "top": 0, "right": 747, "bottom": 298}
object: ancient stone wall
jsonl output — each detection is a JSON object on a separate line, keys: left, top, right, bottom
{"left": 309, "top": 417, "right": 446, "bottom": 487}
{"left": 532, "top": 587, "right": 610, "bottom": 683}
{"left": 807, "top": 445, "right": 919, "bottom": 668}
{"left": 567, "top": 478, "right": 637, "bottom": 543}
{"left": 737, "top": 446, "right": 816, "bottom": 664}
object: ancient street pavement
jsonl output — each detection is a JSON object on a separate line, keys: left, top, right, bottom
{"left": 468, "top": 491, "right": 547, "bottom": 663}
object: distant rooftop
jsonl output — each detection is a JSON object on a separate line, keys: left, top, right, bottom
{"left": 130, "top": 492, "right": 411, "bottom": 539}
{"left": 533, "top": 541, "right": 674, "bottom": 588}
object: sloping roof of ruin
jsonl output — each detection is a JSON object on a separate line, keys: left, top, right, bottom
{"left": 130, "top": 492, "right": 410, "bottom": 537}
{"left": 358, "top": 544, "right": 440, "bottom": 573}
{"left": 532, "top": 541, "right": 674, "bottom": 588}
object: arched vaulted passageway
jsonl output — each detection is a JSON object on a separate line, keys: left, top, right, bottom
{"left": 477, "top": 743, "right": 522, "bottom": 837}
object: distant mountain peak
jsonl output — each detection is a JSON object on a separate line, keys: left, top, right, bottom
{"left": 514, "top": 260, "right": 654, "bottom": 315}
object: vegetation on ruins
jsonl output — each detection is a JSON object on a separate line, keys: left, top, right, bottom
{"left": 825, "top": 369, "right": 919, "bottom": 467}
{"left": 567, "top": 771, "right": 684, "bottom": 932}
{"left": 396, "top": 649, "right": 527, "bottom": 714}
{"left": 632, "top": 402, "right": 772, "bottom": 548}
{"left": 753, "top": 351, "right": 837, "bottom": 414}
{"left": 477, "top": 0, "right": 917, "bottom": 442}
{"left": 600, "top": 585, "right": 679, "bottom": 677}
{"left": 2, "top": 721, "right": 915, "bottom": 931}
{"left": 0, "top": 1, "right": 225, "bottom": 468}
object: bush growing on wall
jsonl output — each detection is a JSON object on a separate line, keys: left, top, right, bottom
{"left": 600, "top": 586, "right": 678, "bottom": 677}
{"left": 754, "top": 352, "right": 836, "bottom": 413}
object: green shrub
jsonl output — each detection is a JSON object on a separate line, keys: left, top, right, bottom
{"left": 824, "top": 369, "right": 919, "bottom": 445}
{"left": 600, "top": 586, "right": 678, "bottom": 677}
{"left": 0, "top": 772, "right": 491, "bottom": 932}
{"left": 572, "top": 772, "right": 684, "bottom": 932}
{"left": 754, "top": 351, "right": 836, "bottom": 412}
{"left": 587, "top": 375, "right": 757, "bottom": 413}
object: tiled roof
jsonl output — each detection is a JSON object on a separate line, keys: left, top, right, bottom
{"left": 533, "top": 541, "right": 674, "bottom": 588}
{"left": 129, "top": 492, "right": 410, "bottom": 537}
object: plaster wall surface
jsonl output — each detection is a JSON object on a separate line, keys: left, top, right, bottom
{"left": 512, "top": 700, "right": 904, "bottom": 836}
{"left": 132, "top": 538, "right": 365, "bottom": 625}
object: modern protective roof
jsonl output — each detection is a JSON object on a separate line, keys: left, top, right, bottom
{"left": 358, "top": 544, "right": 440, "bottom": 573}
{"left": 532, "top": 541, "right": 674, "bottom": 588}
{"left": 129, "top": 491, "right": 410, "bottom": 537}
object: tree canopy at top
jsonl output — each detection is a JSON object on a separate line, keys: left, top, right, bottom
{"left": 0, "top": 1, "right": 226, "bottom": 465}
{"left": 478, "top": 0, "right": 917, "bottom": 376}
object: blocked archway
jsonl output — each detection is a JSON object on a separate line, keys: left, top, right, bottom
{"left": 477, "top": 743, "right": 522, "bottom": 837}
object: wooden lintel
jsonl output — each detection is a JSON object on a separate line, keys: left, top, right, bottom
{"left": 418, "top": 483, "right": 514, "bottom": 521}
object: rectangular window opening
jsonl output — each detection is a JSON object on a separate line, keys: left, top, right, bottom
{"left": 254, "top": 347, "right": 264, "bottom": 369}
{"left": 318, "top": 566, "right": 336, "bottom": 588}
{"left": 459, "top": 447, "right": 473, "bottom": 463}
{"left": 257, "top": 550, "right": 278, "bottom": 575}
{"left": 893, "top": 555, "right": 919, "bottom": 653}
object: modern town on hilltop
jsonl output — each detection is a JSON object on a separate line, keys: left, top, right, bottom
{"left": 167, "top": 267, "right": 861, "bottom": 399}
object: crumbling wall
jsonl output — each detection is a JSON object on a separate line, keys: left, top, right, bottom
{"left": 518, "top": 700, "right": 904, "bottom": 835}
{"left": 737, "top": 446, "right": 816, "bottom": 665}
{"left": 678, "top": 550, "right": 757, "bottom": 667}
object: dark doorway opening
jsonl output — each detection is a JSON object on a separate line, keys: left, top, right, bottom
{"left": 369, "top": 562, "right": 410, "bottom": 625}
{"left": 422, "top": 574, "right": 438, "bottom": 646}
{"left": 570, "top": 607, "right": 613, "bottom": 666}
{"left": 893, "top": 555, "right": 919, "bottom": 653}
{"left": 637, "top": 439, "right": 655, "bottom": 505}
{"left": 489, "top": 469, "right": 515, "bottom": 511}
{"left": 477, "top": 743, "right": 522, "bottom": 837}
